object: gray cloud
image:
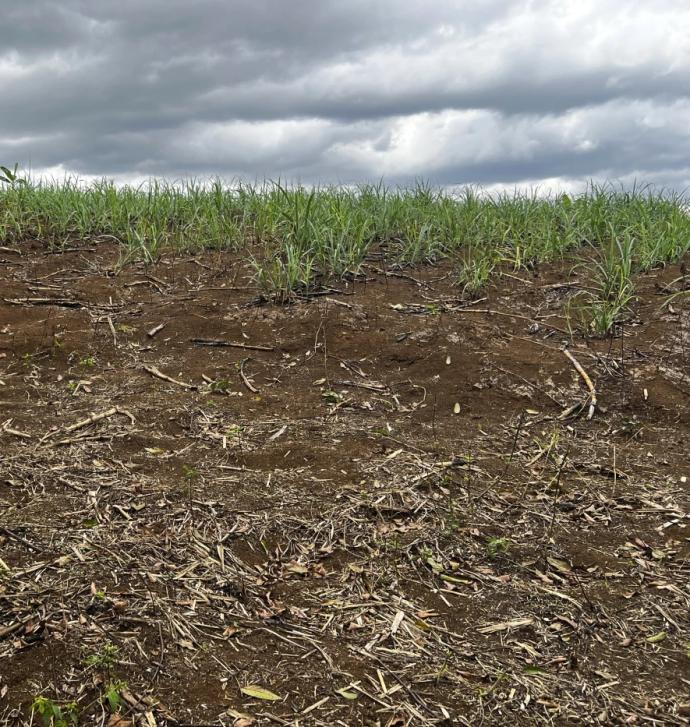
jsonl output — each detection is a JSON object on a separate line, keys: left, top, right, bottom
{"left": 1, "top": 0, "right": 689, "bottom": 189}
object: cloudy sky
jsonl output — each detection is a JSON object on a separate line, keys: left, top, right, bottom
{"left": 2, "top": 0, "right": 690, "bottom": 190}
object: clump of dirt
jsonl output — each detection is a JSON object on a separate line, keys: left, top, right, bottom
{"left": 1, "top": 242, "right": 689, "bottom": 726}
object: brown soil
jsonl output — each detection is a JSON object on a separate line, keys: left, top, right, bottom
{"left": 1, "top": 242, "right": 689, "bottom": 726}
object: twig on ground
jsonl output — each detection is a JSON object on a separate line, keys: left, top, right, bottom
{"left": 147, "top": 322, "right": 166, "bottom": 338}
{"left": 107, "top": 315, "right": 118, "bottom": 346}
{"left": 191, "top": 338, "right": 274, "bottom": 351}
{"left": 42, "top": 407, "right": 136, "bottom": 440}
{"left": 63, "top": 406, "right": 135, "bottom": 434}
{"left": 144, "top": 365, "right": 197, "bottom": 390}
{"left": 1, "top": 420, "right": 32, "bottom": 439}
{"left": 564, "top": 348, "right": 597, "bottom": 419}
{"left": 0, "top": 527, "right": 42, "bottom": 552}
{"left": 239, "top": 358, "right": 259, "bottom": 393}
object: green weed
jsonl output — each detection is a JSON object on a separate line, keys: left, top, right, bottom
{"left": 208, "top": 378, "right": 231, "bottom": 394}
{"left": 457, "top": 252, "right": 494, "bottom": 297}
{"left": 486, "top": 537, "right": 510, "bottom": 558}
{"left": 31, "top": 697, "right": 78, "bottom": 727}
{"left": 84, "top": 643, "right": 119, "bottom": 671}
{"left": 0, "top": 163, "right": 28, "bottom": 188}
{"left": 1, "top": 170, "right": 688, "bottom": 305}
{"left": 101, "top": 681, "right": 128, "bottom": 713}
{"left": 571, "top": 232, "right": 636, "bottom": 336}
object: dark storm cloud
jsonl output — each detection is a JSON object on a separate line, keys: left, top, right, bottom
{"left": 1, "top": 0, "right": 689, "bottom": 188}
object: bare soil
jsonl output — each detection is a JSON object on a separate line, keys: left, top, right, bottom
{"left": 1, "top": 242, "right": 689, "bottom": 726}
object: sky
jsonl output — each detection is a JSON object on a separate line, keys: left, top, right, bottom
{"left": 2, "top": 0, "right": 690, "bottom": 192}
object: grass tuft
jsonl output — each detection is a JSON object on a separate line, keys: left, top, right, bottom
{"left": 2, "top": 169, "right": 688, "bottom": 328}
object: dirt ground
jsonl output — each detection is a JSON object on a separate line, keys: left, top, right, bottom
{"left": 1, "top": 242, "right": 689, "bottom": 726}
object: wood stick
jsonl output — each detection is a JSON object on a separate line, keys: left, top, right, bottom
{"left": 191, "top": 338, "right": 274, "bottom": 351}
{"left": 1, "top": 421, "right": 32, "bottom": 439}
{"left": 0, "top": 527, "right": 42, "bottom": 553}
{"left": 239, "top": 358, "right": 259, "bottom": 393}
{"left": 57, "top": 406, "right": 136, "bottom": 435}
{"left": 147, "top": 322, "right": 166, "bottom": 338}
{"left": 0, "top": 619, "right": 25, "bottom": 639}
{"left": 564, "top": 349, "right": 597, "bottom": 419}
{"left": 143, "top": 365, "right": 197, "bottom": 390}
{"left": 107, "top": 316, "right": 118, "bottom": 346}
{"left": 4, "top": 297, "right": 82, "bottom": 308}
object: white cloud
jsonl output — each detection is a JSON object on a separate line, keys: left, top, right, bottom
{"left": 1, "top": 0, "right": 689, "bottom": 187}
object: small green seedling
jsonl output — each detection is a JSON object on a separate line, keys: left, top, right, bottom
{"left": 182, "top": 464, "right": 199, "bottom": 480}
{"left": 116, "top": 324, "right": 137, "bottom": 334}
{"left": 322, "top": 390, "right": 342, "bottom": 404}
{"left": 84, "top": 643, "right": 119, "bottom": 671}
{"left": 209, "top": 378, "right": 231, "bottom": 393}
{"left": 101, "top": 681, "right": 128, "bottom": 712}
{"left": 486, "top": 537, "right": 510, "bottom": 558}
{"left": 31, "top": 697, "right": 78, "bottom": 727}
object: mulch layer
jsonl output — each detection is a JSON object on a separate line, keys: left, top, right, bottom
{"left": 1, "top": 242, "right": 689, "bottom": 726}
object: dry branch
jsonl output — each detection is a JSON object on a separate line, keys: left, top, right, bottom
{"left": 147, "top": 322, "right": 166, "bottom": 338}
{"left": 43, "top": 406, "right": 136, "bottom": 439}
{"left": 1, "top": 419, "right": 32, "bottom": 439}
{"left": 143, "top": 365, "right": 197, "bottom": 389}
{"left": 239, "top": 358, "right": 259, "bottom": 393}
{"left": 564, "top": 348, "right": 597, "bottom": 419}
{"left": 0, "top": 619, "right": 28, "bottom": 640}
{"left": 4, "top": 297, "right": 83, "bottom": 308}
{"left": 477, "top": 618, "right": 534, "bottom": 634}
{"left": 0, "top": 527, "right": 41, "bottom": 552}
{"left": 191, "top": 338, "right": 274, "bottom": 351}
{"left": 107, "top": 315, "right": 118, "bottom": 346}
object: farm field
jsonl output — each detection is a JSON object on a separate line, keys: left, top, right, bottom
{"left": 1, "top": 182, "right": 689, "bottom": 726}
